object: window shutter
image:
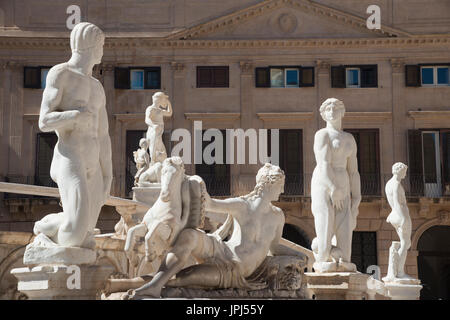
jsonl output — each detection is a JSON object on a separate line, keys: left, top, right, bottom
{"left": 361, "top": 65, "right": 378, "bottom": 88}
{"left": 197, "top": 67, "right": 213, "bottom": 88}
{"left": 441, "top": 131, "right": 450, "bottom": 195}
{"left": 300, "top": 67, "right": 314, "bottom": 87}
{"left": 35, "top": 133, "right": 58, "bottom": 187}
{"left": 405, "top": 65, "right": 421, "bottom": 87}
{"left": 255, "top": 67, "right": 270, "bottom": 87}
{"left": 213, "top": 67, "right": 229, "bottom": 87}
{"left": 24, "top": 67, "right": 41, "bottom": 89}
{"left": 279, "top": 129, "right": 303, "bottom": 195}
{"left": 331, "top": 66, "right": 345, "bottom": 88}
{"left": 407, "top": 129, "right": 424, "bottom": 196}
{"left": 144, "top": 67, "right": 161, "bottom": 89}
{"left": 114, "top": 67, "right": 130, "bottom": 89}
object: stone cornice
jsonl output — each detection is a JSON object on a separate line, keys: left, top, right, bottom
{"left": 342, "top": 112, "right": 392, "bottom": 122}
{"left": 166, "top": 0, "right": 410, "bottom": 40}
{"left": 184, "top": 113, "right": 241, "bottom": 121}
{"left": 1, "top": 36, "right": 449, "bottom": 51}
{"left": 257, "top": 112, "right": 314, "bottom": 122}
{"left": 408, "top": 111, "right": 450, "bottom": 121}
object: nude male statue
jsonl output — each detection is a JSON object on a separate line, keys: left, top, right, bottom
{"left": 311, "top": 98, "right": 361, "bottom": 272}
{"left": 145, "top": 92, "right": 172, "bottom": 165}
{"left": 123, "top": 163, "right": 304, "bottom": 299}
{"left": 133, "top": 138, "right": 150, "bottom": 185}
{"left": 382, "top": 162, "right": 414, "bottom": 282}
{"left": 34, "top": 22, "right": 112, "bottom": 249}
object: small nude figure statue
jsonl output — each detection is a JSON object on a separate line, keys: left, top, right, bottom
{"left": 122, "top": 163, "right": 304, "bottom": 299}
{"left": 382, "top": 162, "right": 415, "bottom": 283}
{"left": 146, "top": 92, "right": 172, "bottom": 165}
{"left": 133, "top": 138, "right": 150, "bottom": 185}
{"left": 33, "top": 22, "right": 112, "bottom": 249}
{"left": 310, "top": 98, "right": 361, "bottom": 273}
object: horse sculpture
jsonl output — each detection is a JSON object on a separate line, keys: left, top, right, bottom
{"left": 124, "top": 156, "right": 206, "bottom": 266}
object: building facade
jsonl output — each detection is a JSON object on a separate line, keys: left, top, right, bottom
{"left": 0, "top": 0, "right": 449, "bottom": 299}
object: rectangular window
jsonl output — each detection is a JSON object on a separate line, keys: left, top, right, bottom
{"left": 346, "top": 68, "right": 360, "bottom": 88}
{"left": 345, "top": 129, "right": 380, "bottom": 196}
{"left": 285, "top": 68, "right": 299, "bottom": 87}
{"left": 331, "top": 65, "right": 378, "bottom": 88}
{"left": 24, "top": 66, "right": 51, "bottom": 89}
{"left": 40, "top": 68, "right": 50, "bottom": 89}
{"left": 35, "top": 133, "right": 58, "bottom": 187}
{"left": 408, "top": 129, "right": 450, "bottom": 197}
{"left": 270, "top": 68, "right": 285, "bottom": 87}
{"left": 115, "top": 67, "right": 161, "bottom": 89}
{"left": 195, "top": 130, "right": 230, "bottom": 196}
{"left": 352, "top": 231, "right": 377, "bottom": 273}
{"left": 196, "top": 66, "right": 229, "bottom": 88}
{"left": 420, "top": 66, "right": 450, "bottom": 86}
{"left": 256, "top": 66, "right": 314, "bottom": 88}
{"left": 130, "top": 69, "right": 144, "bottom": 89}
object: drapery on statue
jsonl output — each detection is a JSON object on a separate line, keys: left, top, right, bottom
{"left": 135, "top": 92, "right": 172, "bottom": 186}
{"left": 124, "top": 156, "right": 206, "bottom": 266}
{"left": 33, "top": 22, "right": 112, "bottom": 249}
{"left": 121, "top": 163, "right": 306, "bottom": 299}
{"left": 382, "top": 162, "right": 415, "bottom": 283}
{"left": 310, "top": 98, "right": 361, "bottom": 273}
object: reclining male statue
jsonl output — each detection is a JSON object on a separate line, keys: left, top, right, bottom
{"left": 121, "top": 163, "right": 306, "bottom": 299}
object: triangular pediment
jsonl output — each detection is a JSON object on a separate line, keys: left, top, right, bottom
{"left": 168, "top": 0, "right": 410, "bottom": 40}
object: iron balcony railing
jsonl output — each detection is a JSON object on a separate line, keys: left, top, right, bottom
{"left": 1, "top": 173, "right": 448, "bottom": 200}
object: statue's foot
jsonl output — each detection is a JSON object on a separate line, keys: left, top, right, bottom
{"left": 313, "top": 261, "right": 337, "bottom": 273}
{"left": 337, "top": 259, "right": 357, "bottom": 272}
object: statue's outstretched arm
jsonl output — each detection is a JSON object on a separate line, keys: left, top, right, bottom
{"left": 204, "top": 191, "right": 245, "bottom": 219}
{"left": 39, "top": 67, "right": 80, "bottom": 132}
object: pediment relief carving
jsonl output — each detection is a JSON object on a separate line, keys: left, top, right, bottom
{"left": 168, "top": 0, "right": 410, "bottom": 41}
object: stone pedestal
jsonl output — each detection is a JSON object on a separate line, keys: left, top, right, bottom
{"left": 132, "top": 185, "right": 161, "bottom": 207}
{"left": 305, "top": 272, "right": 369, "bottom": 300}
{"left": 384, "top": 281, "right": 422, "bottom": 300}
{"left": 11, "top": 264, "right": 114, "bottom": 300}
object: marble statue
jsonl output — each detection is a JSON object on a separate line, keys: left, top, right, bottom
{"left": 136, "top": 92, "right": 172, "bottom": 185}
{"left": 310, "top": 98, "right": 361, "bottom": 273}
{"left": 122, "top": 163, "right": 306, "bottom": 299}
{"left": 133, "top": 138, "right": 150, "bottom": 185}
{"left": 29, "top": 22, "right": 112, "bottom": 259}
{"left": 125, "top": 156, "right": 206, "bottom": 266}
{"left": 382, "top": 162, "right": 415, "bottom": 283}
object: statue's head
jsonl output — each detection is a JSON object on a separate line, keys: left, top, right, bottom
{"left": 70, "top": 22, "right": 105, "bottom": 64}
{"left": 152, "top": 92, "right": 169, "bottom": 107}
{"left": 319, "top": 98, "right": 345, "bottom": 123}
{"left": 160, "top": 156, "right": 185, "bottom": 202}
{"left": 392, "top": 162, "right": 408, "bottom": 179}
{"left": 252, "top": 163, "right": 285, "bottom": 201}
{"left": 139, "top": 138, "right": 148, "bottom": 149}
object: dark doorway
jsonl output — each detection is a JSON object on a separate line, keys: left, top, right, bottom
{"left": 417, "top": 225, "right": 450, "bottom": 300}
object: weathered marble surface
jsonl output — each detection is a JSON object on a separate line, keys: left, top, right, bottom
{"left": 26, "top": 22, "right": 112, "bottom": 263}
{"left": 122, "top": 163, "right": 308, "bottom": 299}
{"left": 311, "top": 98, "right": 361, "bottom": 273}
